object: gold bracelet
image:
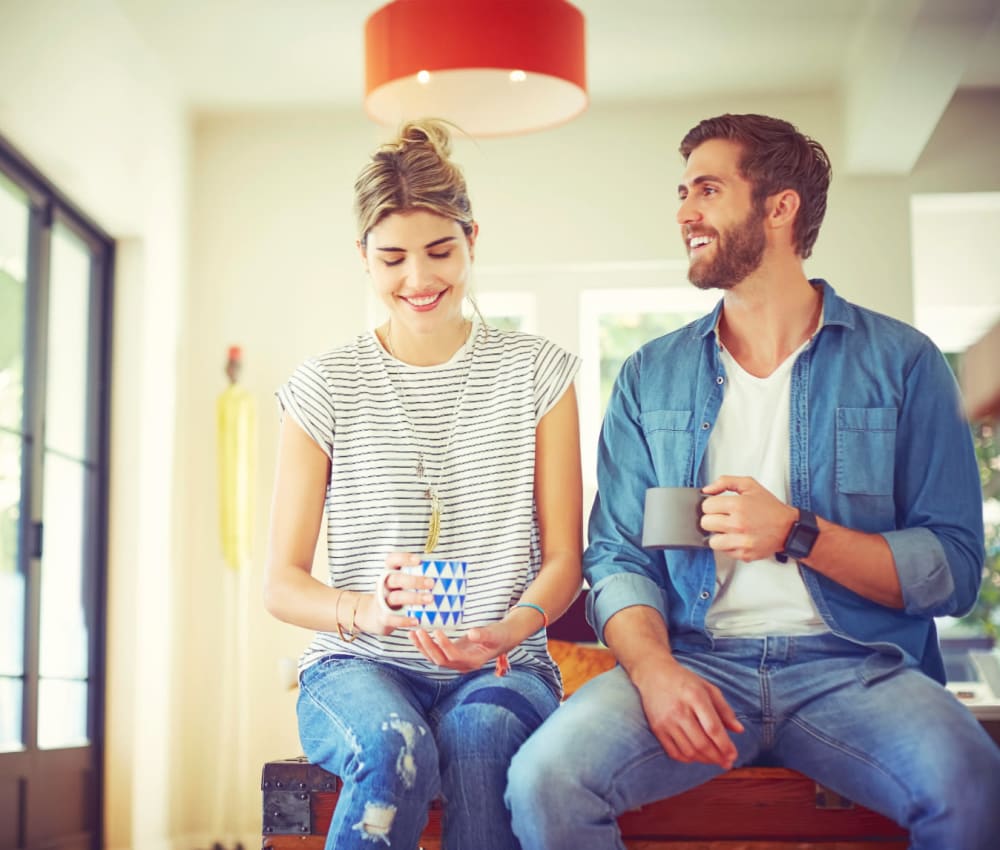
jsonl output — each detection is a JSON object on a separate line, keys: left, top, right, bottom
{"left": 347, "top": 593, "right": 362, "bottom": 642}
{"left": 335, "top": 591, "right": 357, "bottom": 642}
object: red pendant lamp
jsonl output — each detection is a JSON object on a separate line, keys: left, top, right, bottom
{"left": 364, "top": 0, "right": 588, "bottom": 137}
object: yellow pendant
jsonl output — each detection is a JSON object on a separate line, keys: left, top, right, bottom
{"left": 424, "top": 494, "right": 441, "bottom": 554}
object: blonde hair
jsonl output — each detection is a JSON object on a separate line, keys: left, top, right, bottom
{"left": 354, "top": 118, "right": 475, "bottom": 247}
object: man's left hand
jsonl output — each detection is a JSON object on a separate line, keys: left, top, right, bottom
{"left": 701, "top": 476, "right": 798, "bottom": 562}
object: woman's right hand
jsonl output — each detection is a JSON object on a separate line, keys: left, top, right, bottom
{"left": 352, "top": 551, "right": 435, "bottom": 636}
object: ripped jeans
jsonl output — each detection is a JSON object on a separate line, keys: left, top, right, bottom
{"left": 297, "top": 655, "right": 558, "bottom": 850}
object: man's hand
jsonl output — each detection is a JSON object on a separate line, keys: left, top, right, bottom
{"left": 701, "top": 476, "right": 797, "bottom": 562}
{"left": 632, "top": 655, "right": 744, "bottom": 769}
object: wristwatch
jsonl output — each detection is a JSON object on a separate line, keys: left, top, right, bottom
{"left": 775, "top": 508, "right": 819, "bottom": 563}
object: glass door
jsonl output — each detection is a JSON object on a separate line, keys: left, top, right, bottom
{"left": 0, "top": 141, "right": 112, "bottom": 850}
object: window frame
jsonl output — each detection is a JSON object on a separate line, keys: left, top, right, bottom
{"left": 0, "top": 129, "right": 113, "bottom": 850}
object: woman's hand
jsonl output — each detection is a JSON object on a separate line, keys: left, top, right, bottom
{"left": 352, "top": 551, "right": 434, "bottom": 636}
{"left": 409, "top": 622, "right": 513, "bottom": 672}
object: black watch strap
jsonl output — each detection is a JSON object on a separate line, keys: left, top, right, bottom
{"left": 776, "top": 508, "right": 819, "bottom": 563}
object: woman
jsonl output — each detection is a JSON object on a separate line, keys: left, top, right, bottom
{"left": 264, "top": 119, "right": 583, "bottom": 850}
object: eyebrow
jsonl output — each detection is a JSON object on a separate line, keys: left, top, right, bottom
{"left": 677, "top": 174, "right": 726, "bottom": 194}
{"left": 375, "top": 235, "right": 458, "bottom": 252}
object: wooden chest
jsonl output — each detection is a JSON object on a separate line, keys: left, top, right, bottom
{"left": 261, "top": 756, "right": 908, "bottom": 850}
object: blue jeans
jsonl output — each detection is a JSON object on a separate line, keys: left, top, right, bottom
{"left": 298, "top": 655, "right": 558, "bottom": 850}
{"left": 507, "top": 634, "right": 1000, "bottom": 850}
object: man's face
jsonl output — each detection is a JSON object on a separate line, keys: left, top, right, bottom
{"left": 677, "top": 138, "right": 766, "bottom": 290}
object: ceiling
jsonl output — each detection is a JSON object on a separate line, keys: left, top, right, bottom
{"left": 113, "top": 0, "right": 1000, "bottom": 175}
{"left": 116, "top": 0, "right": 1000, "bottom": 111}
{"left": 110, "top": 0, "right": 1000, "bottom": 349}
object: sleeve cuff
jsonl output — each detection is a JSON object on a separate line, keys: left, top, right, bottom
{"left": 883, "top": 527, "right": 955, "bottom": 614}
{"left": 586, "top": 572, "right": 667, "bottom": 644}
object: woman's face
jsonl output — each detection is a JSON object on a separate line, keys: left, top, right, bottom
{"left": 360, "top": 209, "right": 477, "bottom": 338}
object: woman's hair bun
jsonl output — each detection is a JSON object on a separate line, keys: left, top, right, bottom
{"left": 396, "top": 118, "right": 454, "bottom": 159}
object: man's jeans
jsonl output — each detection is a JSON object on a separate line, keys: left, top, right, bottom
{"left": 298, "top": 655, "right": 558, "bottom": 850}
{"left": 508, "top": 633, "right": 1000, "bottom": 850}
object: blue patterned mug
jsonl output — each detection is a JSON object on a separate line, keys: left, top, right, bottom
{"left": 402, "top": 559, "right": 467, "bottom": 630}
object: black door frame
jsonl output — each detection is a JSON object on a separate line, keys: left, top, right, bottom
{"left": 0, "top": 130, "right": 113, "bottom": 850}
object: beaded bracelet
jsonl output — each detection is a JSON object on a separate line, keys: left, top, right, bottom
{"left": 513, "top": 602, "right": 549, "bottom": 628}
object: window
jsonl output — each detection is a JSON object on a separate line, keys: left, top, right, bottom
{"left": 473, "top": 290, "right": 535, "bottom": 333}
{"left": 0, "top": 170, "right": 29, "bottom": 753}
{"left": 578, "top": 286, "right": 718, "bottom": 500}
{"left": 0, "top": 133, "right": 112, "bottom": 850}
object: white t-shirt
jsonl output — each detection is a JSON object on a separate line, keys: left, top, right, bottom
{"left": 705, "top": 340, "right": 827, "bottom": 637}
{"left": 277, "top": 321, "right": 580, "bottom": 692}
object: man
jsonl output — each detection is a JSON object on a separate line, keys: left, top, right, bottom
{"left": 507, "top": 114, "right": 1000, "bottom": 849}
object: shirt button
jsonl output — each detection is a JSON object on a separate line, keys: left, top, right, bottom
{"left": 699, "top": 591, "right": 710, "bottom": 600}
{"left": 716, "top": 376, "right": 724, "bottom": 384}
{"left": 701, "top": 421, "right": 711, "bottom": 430}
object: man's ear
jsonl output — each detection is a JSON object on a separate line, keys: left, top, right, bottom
{"left": 357, "top": 238, "right": 369, "bottom": 273}
{"left": 768, "top": 189, "right": 800, "bottom": 230}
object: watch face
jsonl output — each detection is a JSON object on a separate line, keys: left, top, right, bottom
{"left": 786, "top": 515, "right": 819, "bottom": 558}
{"left": 785, "top": 509, "right": 819, "bottom": 560}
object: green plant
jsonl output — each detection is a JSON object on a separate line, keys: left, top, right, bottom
{"left": 958, "top": 419, "right": 1000, "bottom": 639}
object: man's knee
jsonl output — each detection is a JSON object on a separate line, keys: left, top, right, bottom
{"left": 506, "top": 726, "right": 577, "bottom": 815}
{"left": 901, "top": 733, "right": 1000, "bottom": 848}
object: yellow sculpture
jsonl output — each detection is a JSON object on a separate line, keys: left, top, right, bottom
{"left": 217, "top": 345, "right": 256, "bottom": 569}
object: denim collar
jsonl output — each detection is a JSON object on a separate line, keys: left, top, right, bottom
{"left": 695, "top": 278, "right": 855, "bottom": 342}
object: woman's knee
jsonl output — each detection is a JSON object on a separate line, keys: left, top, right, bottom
{"left": 301, "top": 701, "right": 440, "bottom": 794}
{"left": 438, "top": 683, "right": 551, "bottom": 763}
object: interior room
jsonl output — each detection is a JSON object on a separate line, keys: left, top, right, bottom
{"left": 1, "top": 1, "right": 999, "bottom": 848}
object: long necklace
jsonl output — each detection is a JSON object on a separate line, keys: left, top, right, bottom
{"left": 383, "top": 320, "right": 476, "bottom": 553}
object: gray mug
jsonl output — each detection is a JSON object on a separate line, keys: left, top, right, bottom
{"left": 642, "top": 487, "right": 711, "bottom": 549}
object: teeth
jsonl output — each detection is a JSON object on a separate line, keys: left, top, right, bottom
{"left": 406, "top": 293, "right": 440, "bottom": 306}
{"left": 689, "top": 236, "right": 712, "bottom": 248}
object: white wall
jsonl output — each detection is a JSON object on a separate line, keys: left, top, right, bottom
{"left": 908, "top": 89, "right": 1000, "bottom": 352}
{"left": 0, "top": 2, "right": 189, "bottom": 849}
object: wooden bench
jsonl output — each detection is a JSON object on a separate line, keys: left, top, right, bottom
{"left": 261, "top": 617, "right": 912, "bottom": 849}
{"left": 261, "top": 755, "right": 908, "bottom": 849}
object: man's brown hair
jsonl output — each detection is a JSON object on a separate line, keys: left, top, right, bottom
{"left": 680, "top": 114, "right": 832, "bottom": 258}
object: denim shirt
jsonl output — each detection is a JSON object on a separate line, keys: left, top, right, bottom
{"left": 584, "top": 280, "right": 985, "bottom": 684}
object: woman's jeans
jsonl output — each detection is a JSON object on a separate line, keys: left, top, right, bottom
{"left": 298, "top": 655, "right": 558, "bottom": 850}
{"left": 507, "top": 634, "right": 1000, "bottom": 850}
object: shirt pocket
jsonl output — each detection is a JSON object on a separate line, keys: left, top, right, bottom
{"left": 641, "top": 409, "right": 695, "bottom": 484}
{"left": 835, "top": 407, "right": 897, "bottom": 496}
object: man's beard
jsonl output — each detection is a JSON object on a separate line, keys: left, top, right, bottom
{"left": 688, "top": 203, "right": 767, "bottom": 291}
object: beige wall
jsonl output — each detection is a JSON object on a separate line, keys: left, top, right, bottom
{"left": 910, "top": 89, "right": 1000, "bottom": 194}
{"left": 0, "top": 2, "right": 189, "bottom": 849}
{"left": 2, "top": 2, "right": 1000, "bottom": 847}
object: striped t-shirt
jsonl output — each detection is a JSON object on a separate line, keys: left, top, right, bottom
{"left": 276, "top": 322, "right": 580, "bottom": 695}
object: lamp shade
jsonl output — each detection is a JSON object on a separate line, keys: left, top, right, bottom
{"left": 364, "top": 0, "right": 587, "bottom": 137}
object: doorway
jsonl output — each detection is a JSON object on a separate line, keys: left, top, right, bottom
{"left": 0, "top": 135, "right": 113, "bottom": 850}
